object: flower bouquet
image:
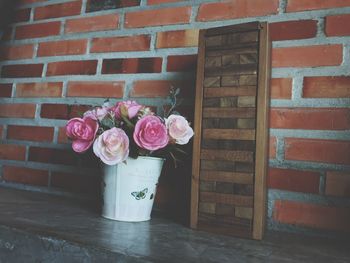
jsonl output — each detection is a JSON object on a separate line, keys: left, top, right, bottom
{"left": 65, "top": 90, "right": 194, "bottom": 221}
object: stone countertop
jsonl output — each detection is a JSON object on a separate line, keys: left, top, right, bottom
{"left": 0, "top": 187, "right": 349, "bottom": 263}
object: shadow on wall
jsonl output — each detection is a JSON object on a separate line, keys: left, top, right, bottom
{"left": 0, "top": 0, "right": 19, "bottom": 32}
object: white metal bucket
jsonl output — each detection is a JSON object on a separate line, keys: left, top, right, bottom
{"left": 101, "top": 156, "right": 164, "bottom": 222}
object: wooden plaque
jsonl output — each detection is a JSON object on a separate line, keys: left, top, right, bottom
{"left": 191, "top": 22, "right": 270, "bottom": 240}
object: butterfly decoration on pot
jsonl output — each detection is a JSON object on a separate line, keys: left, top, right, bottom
{"left": 131, "top": 188, "right": 148, "bottom": 200}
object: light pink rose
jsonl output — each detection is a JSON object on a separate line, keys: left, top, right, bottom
{"left": 84, "top": 106, "right": 110, "bottom": 121}
{"left": 93, "top": 128, "right": 129, "bottom": 165}
{"left": 66, "top": 117, "right": 99, "bottom": 153}
{"left": 133, "top": 115, "right": 169, "bottom": 151}
{"left": 166, "top": 115, "right": 194, "bottom": 145}
{"left": 114, "top": 100, "right": 143, "bottom": 119}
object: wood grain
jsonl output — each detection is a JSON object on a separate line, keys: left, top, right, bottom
{"left": 203, "top": 108, "right": 256, "bottom": 118}
{"left": 204, "top": 87, "right": 256, "bottom": 97}
{"left": 200, "top": 170, "right": 254, "bottom": 184}
{"left": 190, "top": 30, "right": 206, "bottom": 229}
{"left": 200, "top": 149, "right": 254, "bottom": 162}
{"left": 252, "top": 22, "right": 270, "bottom": 240}
{"left": 203, "top": 129, "right": 255, "bottom": 140}
{"left": 200, "top": 192, "right": 254, "bottom": 207}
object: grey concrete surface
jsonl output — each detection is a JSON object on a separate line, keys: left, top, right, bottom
{"left": 0, "top": 187, "right": 349, "bottom": 263}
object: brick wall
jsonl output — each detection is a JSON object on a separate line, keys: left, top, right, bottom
{"left": 0, "top": 0, "right": 349, "bottom": 235}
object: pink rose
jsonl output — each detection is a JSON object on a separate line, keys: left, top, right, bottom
{"left": 84, "top": 106, "right": 110, "bottom": 121}
{"left": 114, "top": 100, "right": 143, "bottom": 119}
{"left": 66, "top": 117, "right": 99, "bottom": 153}
{"left": 133, "top": 115, "right": 169, "bottom": 151}
{"left": 93, "top": 128, "right": 129, "bottom": 165}
{"left": 165, "top": 115, "right": 194, "bottom": 145}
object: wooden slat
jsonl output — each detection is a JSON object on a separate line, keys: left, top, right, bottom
{"left": 203, "top": 108, "right": 256, "bottom": 118}
{"left": 191, "top": 22, "right": 270, "bottom": 241}
{"left": 200, "top": 170, "right": 254, "bottom": 184}
{"left": 206, "top": 22, "right": 260, "bottom": 36}
{"left": 252, "top": 22, "right": 270, "bottom": 240}
{"left": 203, "top": 129, "right": 255, "bottom": 140}
{"left": 190, "top": 30, "right": 206, "bottom": 229}
{"left": 206, "top": 42, "right": 258, "bottom": 52}
{"left": 205, "top": 63, "right": 257, "bottom": 77}
{"left": 204, "top": 87, "right": 256, "bottom": 97}
{"left": 201, "top": 149, "right": 254, "bottom": 162}
{"left": 207, "top": 45, "right": 258, "bottom": 57}
{"left": 200, "top": 192, "right": 253, "bottom": 207}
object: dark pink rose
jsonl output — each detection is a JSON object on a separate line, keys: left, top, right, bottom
{"left": 133, "top": 115, "right": 169, "bottom": 151}
{"left": 114, "top": 100, "right": 143, "bottom": 119}
{"left": 66, "top": 117, "right": 99, "bottom": 153}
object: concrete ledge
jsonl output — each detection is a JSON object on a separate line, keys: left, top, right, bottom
{"left": 0, "top": 187, "right": 349, "bottom": 263}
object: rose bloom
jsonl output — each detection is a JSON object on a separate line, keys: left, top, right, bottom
{"left": 133, "top": 115, "right": 169, "bottom": 151}
{"left": 66, "top": 117, "right": 99, "bottom": 153}
{"left": 84, "top": 106, "right": 110, "bottom": 121}
{"left": 114, "top": 100, "right": 143, "bottom": 119}
{"left": 93, "top": 128, "right": 129, "bottom": 165}
{"left": 166, "top": 115, "right": 194, "bottom": 145}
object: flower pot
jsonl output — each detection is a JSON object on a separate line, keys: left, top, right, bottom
{"left": 101, "top": 156, "right": 164, "bottom": 222}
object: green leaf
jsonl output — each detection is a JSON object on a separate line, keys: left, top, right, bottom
{"left": 100, "top": 116, "right": 115, "bottom": 129}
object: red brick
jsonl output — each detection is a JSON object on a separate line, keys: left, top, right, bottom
{"left": 270, "top": 108, "right": 350, "bottom": 130}
{"left": 0, "top": 44, "right": 34, "bottom": 60}
{"left": 15, "top": 21, "right": 61, "bottom": 40}
{"left": 167, "top": 55, "right": 197, "bottom": 72}
{"left": 268, "top": 168, "right": 320, "bottom": 193}
{"left": 3, "top": 166, "right": 48, "bottom": 186}
{"left": 1, "top": 64, "right": 43, "bottom": 78}
{"left": 0, "top": 104, "right": 36, "bottom": 118}
{"left": 125, "top": 6, "right": 191, "bottom": 28}
{"left": 273, "top": 200, "right": 350, "bottom": 232}
{"left": 130, "top": 80, "right": 194, "bottom": 98}
{"left": 148, "top": 0, "right": 182, "bottom": 4}
{"left": 303, "top": 76, "right": 350, "bottom": 98}
{"left": 14, "top": 8, "right": 31, "bottom": 23}
{"left": 16, "top": 82, "right": 62, "bottom": 98}
{"left": 285, "top": 138, "right": 350, "bottom": 165}
{"left": 270, "top": 78, "right": 292, "bottom": 99}
{"left": 7, "top": 125, "right": 54, "bottom": 142}
{"left": 102, "top": 58, "right": 162, "bottom": 74}
{"left": 156, "top": 29, "right": 199, "bottom": 48}
{"left": 38, "top": 39, "right": 87, "bottom": 57}
{"left": 29, "top": 147, "right": 78, "bottom": 165}
{"left": 325, "top": 14, "right": 350, "bottom": 36}
{"left": 325, "top": 171, "right": 350, "bottom": 197}
{"left": 0, "top": 84, "right": 12, "bottom": 98}
{"left": 269, "top": 137, "right": 276, "bottom": 159}
{"left": 272, "top": 45, "right": 343, "bottom": 68}
{"left": 0, "top": 144, "right": 26, "bottom": 161}
{"left": 51, "top": 171, "right": 98, "bottom": 194}
{"left": 58, "top": 127, "right": 69, "bottom": 144}
{"left": 34, "top": 1, "right": 81, "bottom": 20}
{"left": 287, "top": 0, "right": 350, "bottom": 12}
{"left": 46, "top": 60, "right": 97, "bottom": 76}
{"left": 197, "top": 0, "right": 278, "bottom": 21}
{"left": 270, "top": 20, "right": 317, "bottom": 41}
{"left": 65, "top": 14, "right": 119, "bottom": 34}
{"left": 91, "top": 35, "right": 150, "bottom": 53}
{"left": 40, "top": 104, "right": 90, "bottom": 120}
{"left": 67, "top": 81, "right": 124, "bottom": 98}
